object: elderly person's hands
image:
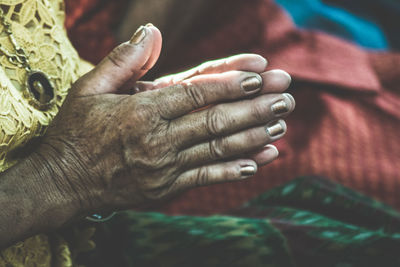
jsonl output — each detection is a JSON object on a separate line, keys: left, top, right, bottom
{"left": 0, "top": 25, "right": 293, "bottom": 248}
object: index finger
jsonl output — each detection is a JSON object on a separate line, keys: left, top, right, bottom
{"left": 154, "top": 69, "right": 291, "bottom": 119}
{"left": 154, "top": 54, "right": 268, "bottom": 88}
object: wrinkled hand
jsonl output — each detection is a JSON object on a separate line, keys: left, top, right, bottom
{"left": 39, "top": 25, "right": 294, "bottom": 214}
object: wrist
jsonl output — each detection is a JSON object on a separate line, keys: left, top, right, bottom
{"left": 25, "top": 140, "right": 102, "bottom": 228}
{"left": 0, "top": 149, "right": 87, "bottom": 248}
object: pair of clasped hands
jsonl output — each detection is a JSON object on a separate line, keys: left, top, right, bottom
{"left": 43, "top": 24, "right": 295, "bottom": 216}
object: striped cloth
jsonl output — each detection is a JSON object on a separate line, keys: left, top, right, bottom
{"left": 65, "top": 0, "right": 400, "bottom": 215}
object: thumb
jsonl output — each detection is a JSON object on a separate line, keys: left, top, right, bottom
{"left": 76, "top": 24, "right": 162, "bottom": 96}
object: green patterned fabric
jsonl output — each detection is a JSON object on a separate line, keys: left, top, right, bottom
{"left": 78, "top": 177, "right": 400, "bottom": 267}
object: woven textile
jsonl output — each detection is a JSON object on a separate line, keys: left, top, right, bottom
{"left": 79, "top": 177, "right": 400, "bottom": 267}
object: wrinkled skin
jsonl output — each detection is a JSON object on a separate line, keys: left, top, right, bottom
{"left": 0, "top": 25, "right": 295, "bottom": 248}
{"left": 38, "top": 25, "right": 295, "bottom": 213}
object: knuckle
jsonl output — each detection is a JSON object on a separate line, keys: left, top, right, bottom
{"left": 107, "top": 43, "right": 131, "bottom": 69}
{"left": 181, "top": 82, "right": 206, "bottom": 108}
{"left": 175, "top": 150, "right": 189, "bottom": 167}
{"left": 195, "top": 166, "right": 209, "bottom": 187}
{"left": 251, "top": 100, "right": 268, "bottom": 122}
{"left": 125, "top": 142, "right": 172, "bottom": 172}
{"left": 130, "top": 97, "right": 157, "bottom": 122}
{"left": 133, "top": 107, "right": 151, "bottom": 122}
{"left": 209, "top": 138, "right": 226, "bottom": 160}
{"left": 205, "top": 107, "right": 228, "bottom": 136}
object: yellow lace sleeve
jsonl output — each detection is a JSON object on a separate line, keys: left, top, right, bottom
{"left": 0, "top": 0, "right": 94, "bottom": 266}
{"left": 0, "top": 0, "right": 93, "bottom": 172}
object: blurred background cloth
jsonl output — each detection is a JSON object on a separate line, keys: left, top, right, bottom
{"left": 78, "top": 177, "right": 400, "bottom": 267}
{"left": 274, "top": 0, "right": 389, "bottom": 50}
{"left": 323, "top": 0, "right": 400, "bottom": 50}
{"left": 64, "top": 0, "right": 400, "bottom": 215}
{"left": 65, "top": 0, "right": 400, "bottom": 64}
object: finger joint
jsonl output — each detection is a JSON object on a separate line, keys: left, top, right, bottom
{"left": 251, "top": 101, "right": 268, "bottom": 122}
{"left": 205, "top": 107, "right": 228, "bottom": 136}
{"left": 209, "top": 138, "right": 226, "bottom": 160}
{"left": 182, "top": 82, "right": 206, "bottom": 108}
{"left": 195, "top": 166, "right": 209, "bottom": 186}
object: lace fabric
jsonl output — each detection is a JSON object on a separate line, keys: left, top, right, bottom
{"left": 0, "top": 0, "right": 94, "bottom": 266}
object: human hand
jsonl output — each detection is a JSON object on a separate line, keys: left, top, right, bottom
{"left": 38, "top": 25, "right": 294, "bottom": 215}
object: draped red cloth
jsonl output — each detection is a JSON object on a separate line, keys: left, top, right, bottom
{"left": 65, "top": 0, "right": 128, "bottom": 64}
{"left": 65, "top": 0, "right": 400, "bottom": 214}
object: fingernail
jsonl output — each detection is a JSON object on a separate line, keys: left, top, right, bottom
{"left": 265, "top": 144, "right": 279, "bottom": 156}
{"left": 241, "top": 165, "right": 257, "bottom": 178}
{"left": 271, "top": 100, "right": 289, "bottom": 115}
{"left": 130, "top": 26, "right": 146, "bottom": 44}
{"left": 266, "top": 121, "right": 285, "bottom": 137}
{"left": 283, "top": 93, "right": 295, "bottom": 105}
{"left": 241, "top": 76, "right": 262, "bottom": 93}
{"left": 145, "top": 23, "right": 154, "bottom": 27}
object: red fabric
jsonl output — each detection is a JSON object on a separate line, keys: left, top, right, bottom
{"left": 65, "top": 0, "right": 128, "bottom": 64}
{"left": 65, "top": 0, "right": 400, "bottom": 214}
